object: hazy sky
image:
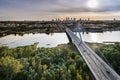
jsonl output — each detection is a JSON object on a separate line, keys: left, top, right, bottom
{"left": 0, "top": 0, "right": 120, "bottom": 20}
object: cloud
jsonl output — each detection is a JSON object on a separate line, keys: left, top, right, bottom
{"left": 48, "top": 0, "right": 120, "bottom": 13}
{"left": 1, "top": 0, "right": 120, "bottom": 13}
{"left": 0, "top": 0, "right": 120, "bottom": 20}
{"left": 49, "top": 7, "right": 120, "bottom": 14}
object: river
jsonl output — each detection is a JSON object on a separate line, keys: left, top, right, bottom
{"left": 0, "top": 31, "right": 120, "bottom": 48}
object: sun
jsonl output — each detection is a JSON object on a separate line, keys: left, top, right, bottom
{"left": 86, "top": 0, "right": 99, "bottom": 8}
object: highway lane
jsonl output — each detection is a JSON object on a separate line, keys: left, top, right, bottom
{"left": 66, "top": 28, "right": 120, "bottom": 80}
{"left": 67, "top": 28, "right": 108, "bottom": 80}
{"left": 82, "top": 42, "right": 120, "bottom": 80}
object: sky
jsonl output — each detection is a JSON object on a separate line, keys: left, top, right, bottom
{"left": 0, "top": 0, "right": 120, "bottom": 21}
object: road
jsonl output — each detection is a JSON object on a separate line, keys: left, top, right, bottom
{"left": 66, "top": 28, "right": 120, "bottom": 80}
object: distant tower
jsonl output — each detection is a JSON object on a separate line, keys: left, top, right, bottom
{"left": 113, "top": 18, "right": 116, "bottom": 21}
{"left": 79, "top": 18, "right": 81, "bottom": 21}
{"left": 66, "top": 17, "right": 68, "bottom": 21}
{"left": 52, "top": 19, "right": 54, "bottom": 22}
{"left": 74, "top": 18, "right": 76, "bottom": 22}
{"left": 68, "top": 17, "right": 70, "bottom": 21}
{"left": 88, "top": 18, "right": 90, "bottom": 21}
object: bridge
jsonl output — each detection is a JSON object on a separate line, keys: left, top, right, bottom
{"left": 65, "top": 28, "right": 120, "bottom": 80}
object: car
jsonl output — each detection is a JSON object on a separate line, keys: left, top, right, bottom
{"left": 106, "top": 70, "right": 110, "bottom": 74}
{"left": 83, "top": 50, "right": 86, "bottom": 52}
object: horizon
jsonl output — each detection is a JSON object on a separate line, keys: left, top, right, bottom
{"left": 0, "top": 17, "right": 120, "bottom": 21}
{"left": 0, "top": 0, "right": 120, "bottom": 21}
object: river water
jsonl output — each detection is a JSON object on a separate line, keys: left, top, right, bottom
{"left": 0, "top": 31, "right": 120, "bottom": 48}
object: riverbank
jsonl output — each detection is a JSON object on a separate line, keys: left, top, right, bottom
{"left": 0, "top": 20, "right": 120, "bottom": 37}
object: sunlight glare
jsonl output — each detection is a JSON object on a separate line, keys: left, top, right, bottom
{"left": 86, "top": 0, "right": 99, "bottom": 8}
{"left": 90, "top": 33, "right": 98, "bottom": 42}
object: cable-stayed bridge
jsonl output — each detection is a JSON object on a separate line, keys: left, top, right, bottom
{"left": 65, "top": 25, "right": 120, "bottom": 80}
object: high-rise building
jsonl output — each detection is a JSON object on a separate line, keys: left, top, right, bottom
{"left": 113, "top": 18, "right": 116, "bottom": 21}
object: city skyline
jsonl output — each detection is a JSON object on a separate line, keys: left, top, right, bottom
{"left": 0, "top": 0, "right": 120, "bottom": 21}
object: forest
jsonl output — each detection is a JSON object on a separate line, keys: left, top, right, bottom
{"left": 0, "top": 43, "right": 119, "bottom": 80}
{"left": 0, "top": 43, "right": 91, "bottom": 80}
{"left": 99, "top": 43, "right": 120, "bottom": 75}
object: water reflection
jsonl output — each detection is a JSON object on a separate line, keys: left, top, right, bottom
{"left": 0, "top": 33, "right": 69, "bottom": 48}
{"left": 0, "top": 27, "right": 58, "bottom": 38}
{"left": 81, "top": 31, "right": 120, "bottom": 43}
{"left": 0, "top": 31, "right": 120, "bottom": 48}
{"left": 90, "top": 34, "right": 98, "bottom": 42}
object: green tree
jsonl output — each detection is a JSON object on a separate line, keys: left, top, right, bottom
{"left": 0, "top": 56, "right": 23, "bottom": 80}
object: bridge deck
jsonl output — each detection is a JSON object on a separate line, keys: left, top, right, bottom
{"left": 66, "top": 28, "right": 120, "bottom": 80}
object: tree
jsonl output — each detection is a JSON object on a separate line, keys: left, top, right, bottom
{"left": 0, "top": 56, "right": 23, "bottom": 80}
{"left": 76, "top": 71, "right": 82, "bottom": 80}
